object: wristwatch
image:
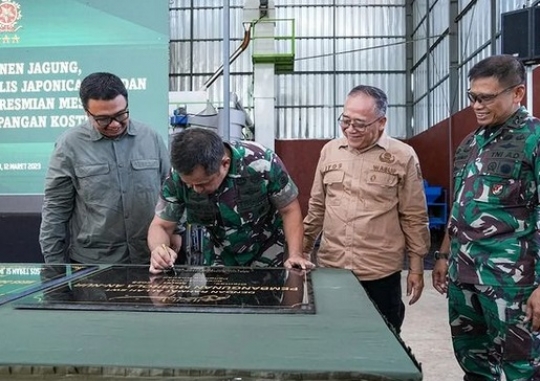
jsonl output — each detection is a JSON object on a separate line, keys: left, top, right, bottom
{"left": 433, "top": 250, "right": 449, "bottom": 260}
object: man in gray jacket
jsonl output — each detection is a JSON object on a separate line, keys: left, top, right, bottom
{"left": 39, "top": 72, "right": 171, "bottom": 264}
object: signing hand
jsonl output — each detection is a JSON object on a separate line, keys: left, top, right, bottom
{"left": 150, "top": 244, "right": 177, "bottom": 274}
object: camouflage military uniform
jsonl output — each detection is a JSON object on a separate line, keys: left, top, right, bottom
{"left": 448, "top": 107, "right": 540, "bottom": 380}
{"left": 156, "top": 141, "right": 298, "bottom": 267}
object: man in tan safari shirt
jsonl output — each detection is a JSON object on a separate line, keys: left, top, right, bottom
{"left": 303, "top": 85, "right": 430, "bottom": 334}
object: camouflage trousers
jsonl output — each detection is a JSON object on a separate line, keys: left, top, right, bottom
{"left": 204, "top": 237, "right": 286, "bottom": 267}
{"left": 448, "top": 281, "right": 540, "bottom": 381}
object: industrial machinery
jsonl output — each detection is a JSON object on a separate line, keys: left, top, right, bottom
{"left": 168, "top": 0, "right": 295, "bottom": 150}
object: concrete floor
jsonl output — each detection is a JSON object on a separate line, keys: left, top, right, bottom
{"left": 401, "top": 270, "right": 464, "bottom": 381}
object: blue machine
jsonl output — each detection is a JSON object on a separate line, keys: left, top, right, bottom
{"left": 170, "top": 107, "right": 189, "bottom": 127}
{"left": 423, "top": 180, "right": 447, "bottom": 229}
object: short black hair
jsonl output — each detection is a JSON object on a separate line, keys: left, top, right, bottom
{"left": 171, "top": 128, "right": 224, "bottom": 175}
{"left": 79, "top": 72, "right": 128, "bottom": 110}
{"left": 347, "top": 85, "right": 388, "bottom": 116}
{"left": 468, "top": 54, "right": 525, "bottom": 87}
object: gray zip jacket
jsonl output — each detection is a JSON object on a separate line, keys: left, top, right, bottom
{"left": 39, "top": 119, "right": 170, "bottom": 264}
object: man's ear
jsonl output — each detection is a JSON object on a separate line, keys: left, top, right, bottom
{"left": 222, "top": 155, "right": 231, "bottom": 167}
{"left": 514, "top": 85, "right": 526, "bottom": 103}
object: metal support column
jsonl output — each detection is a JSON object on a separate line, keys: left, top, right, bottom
{"left": 448, "top": 0, "right": 460, "bottom": 193}
{"left": 221, "top": 2, "right": 231, "bottom": 141}
{"left": 405, "top": 0, "right": 414, "bottom": 138}
{"left": 449, "top": 0, "right": 460, "bottom": 115}
{"left": 490, "top": 0, "right": 497, "bottom": 55}
{"left": 426, "top": 1, "right": 432, "bottom": 129}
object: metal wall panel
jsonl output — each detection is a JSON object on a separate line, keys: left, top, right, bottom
{"left": 412, "top": 19, "right": 428, "bottom": 65}
{"left": 429, "top": 37, "right": 450, "bottom": 126}
{"left": 460, "top": 0, "right": 520, "bottom": 13}
{"left": 263, "top": 0, "right": 406, "bottom": 4}
{"left": 413, "top": 96, "right": 428, "bottom": 134}
{"left": 334, "top": 73, "right": 406, "bottom": 105}
{"left": 430, "top": 0, "right": 449, "bottom": 37}
{"left": 278, "top": 6, "right": 334, "bottom": 37}
{"left": 412, "top": 0, "right": 427, "bottom": 29}
{"left": 170, "top": 0, "right": 243, "bottom": 7}
{"left": 458, "top": 0, "right": 472, "bottom": 12}
{"left": 459, "top": 0, "right": 491, "bottom": 58}
{"left": 410, "top": 0, "right": 520, "bottom": 133}
{"left": 276, "top": 74, "right": 334, "bottom": 107}
{"left": 335, "top": 0, "right": 403, "bottom": 4}
{"left": 412, "top": 0, "right": 429, "bottom": 19}
{"left": 169, "top": 9, "right": 190, "bottom": 40}
{"left": 170, "top": 1, "right": 537, "bottom": 139}
{"left": 413, "top": 59, "right": 428, "bottom": 102}
{"left": 169, "top": 2, "right": 408, "bottom": 139}
{"left": 334, "top": 38, "right": 407, "bottom": 71}
{"left": 499, "top": 0, "right": 525, "bottom": 14}
{"left": 430, "top": 78, "right": 450, "bottom": 126}
{"left": 430, "top": 37, "right": 449, "bottom": 86}
{"left": 384, "top": 107, "right": 407, "bottom": 138}
{"left": 277, "top": 107, "right": 334, "bottom": 140}
{"left": 293, "top": 39, "right": 334, "bottom": 72}
{"left": 334, "top": 6, "right": 405, "bottom": 36}
{"left": 169, "top": 42, "right": 190, "bottom": 79}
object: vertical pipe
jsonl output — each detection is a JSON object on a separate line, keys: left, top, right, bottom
{"left": 426, "top": 1, "right": 432, "bottom": 130}
{"left": 490, "top": 0, "right": 496, "bottom": 55}
{"left": 405, "top": 0, "right": 414, "bottom": 138}
{"left": 189, "top": 0, "right": 194, "bottom": 90}
{"left": 527, "top": 65, "right": 534, "bottom": 113}
{"left": 448, "top": 0, "right": 459, "bottom": 201}
{"left": 222, "top": 2, "right": 231, "bottom": 141}
{"left": 332, "top": 0, "right": 337, "bottom": 138}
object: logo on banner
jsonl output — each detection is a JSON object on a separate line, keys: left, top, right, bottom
{"left": 0, "top": 0, "right": 21, "bottom": 44}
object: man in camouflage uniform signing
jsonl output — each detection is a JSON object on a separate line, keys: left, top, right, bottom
{"left": 147, "top": 127, "right": 313, "bottom": 272}
{"left": 432, "top": 55, "right": 540, "bottom": 380}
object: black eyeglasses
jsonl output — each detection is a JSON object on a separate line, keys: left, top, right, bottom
{"left": 338, "top": 114, "right": 383, "bottom": 131}
{"left": 86, "top": 108, "right": 129, "bottom": 128}
{"left": 466, "top": 84, "right": 521, "bottom": 104}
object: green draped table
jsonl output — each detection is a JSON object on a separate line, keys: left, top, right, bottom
{"left": 0, "top": 265, "right": 422, "bottom": 381}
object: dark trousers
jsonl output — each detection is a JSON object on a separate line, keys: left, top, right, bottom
{"left": 360, "top": 271, "right": 405, "bottom": 334}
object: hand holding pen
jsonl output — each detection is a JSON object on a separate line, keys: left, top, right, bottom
{"left": 149, "top": 243, "right": 178, "bottom": 274}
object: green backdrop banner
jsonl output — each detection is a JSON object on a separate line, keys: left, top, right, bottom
{"left": 0, "top": 0, "right": 169, "bottom": 196}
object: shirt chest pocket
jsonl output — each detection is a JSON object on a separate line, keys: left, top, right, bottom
{"left": 131, "top": 159, "right": 160, "bottom": 193}
{"left": 473, "top": 159, "right": 522, "bottom": 205}
{"left": 323, "top": 170, "right": 344, "bottom": 206}
{"left": 365, "top": 172, "right": 399, "bottom": 210}
{"left": 236, "top": 176, "right": 271, "bottom": 225}
{"left": 74, "top": 163, "right": 110, "bottom": 202}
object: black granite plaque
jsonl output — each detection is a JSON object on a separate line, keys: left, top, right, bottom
{"left": 0, "top": 264, "right": 98, "bottom": 305}
{"left": 15, "top": 265, "right": 315, "bottom": 314}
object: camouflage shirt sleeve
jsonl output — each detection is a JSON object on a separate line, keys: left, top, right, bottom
{"left": 266, "top": 150, "right": 299, "bottom": 209}
{"left": 534, "top": 135, "right": 540, "bottom": 284}
{"left": 155, "top": 171, "right": 186, "bottom": 223}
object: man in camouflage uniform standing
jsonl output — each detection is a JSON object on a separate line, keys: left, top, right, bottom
{"left": 432, "top": 55, "right": 540, "bottom": 380}
{"left": 147, "top": 127, "right": 313, "bottom": 272}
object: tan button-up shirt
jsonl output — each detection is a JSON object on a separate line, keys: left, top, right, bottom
{"left": 303, "top": 134, "right": 430, "bottom": 281}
